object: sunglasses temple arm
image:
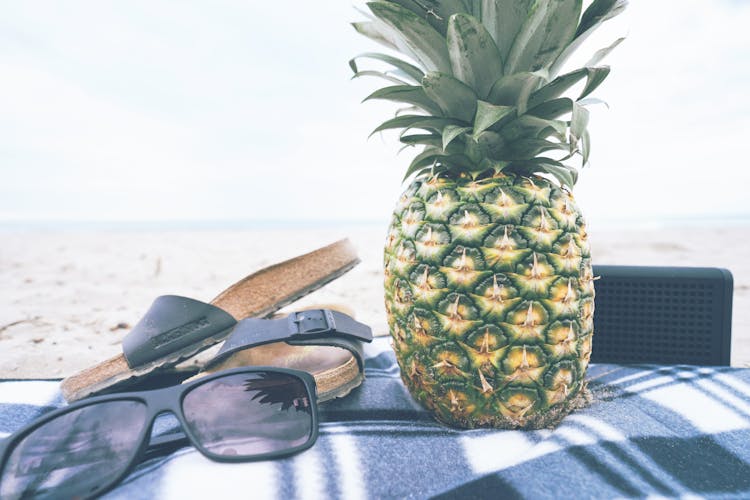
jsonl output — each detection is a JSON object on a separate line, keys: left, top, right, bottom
{"left": 143, "top": 431, "right": 190, "bottom": 461}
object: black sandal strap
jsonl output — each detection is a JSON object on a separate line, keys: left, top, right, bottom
{"left": 122, "top": 296, "right": 237, "bottom": 368}
{"left": 205, "top": 309, "right": 373, "bottom": 371}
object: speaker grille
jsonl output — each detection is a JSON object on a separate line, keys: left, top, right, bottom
{"left": 591, "top": 266, "right": 733, "bottom": 366}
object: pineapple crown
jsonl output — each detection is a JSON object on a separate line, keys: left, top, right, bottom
{"left": 350, "top": 0, "right": 627, "bottom": 188}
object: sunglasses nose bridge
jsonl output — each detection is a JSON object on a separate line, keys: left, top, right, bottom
{"left": 153, "top": 398, "right": 189, "bottom": 431}
{"left": 142, "top": 384, "right": 188, "bottom": 417}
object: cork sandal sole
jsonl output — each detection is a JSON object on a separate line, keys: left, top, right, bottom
{"left": 60, "top": 240, "right": 359, "bottom": 402}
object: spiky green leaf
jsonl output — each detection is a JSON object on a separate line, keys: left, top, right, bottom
{"left": 530, "top": 117, "right": 568, "bottom": 141}
{"left": 351, "top": 21, "right": 399, "bottom": 51}
{"left": 578, "top": 67, "right": 610, "bottom": 100}
{"left": 581, "top": 128, "right": 591, "bottom": 165}
{"left": 577, "top": 97, "right": 608, "bottom": 108}
{"left": 473, "top": 101, "right": 515, "bottom": 139}
{"left": 504, "top": 1, "right": 549, "bottom": 74}
{"left": 446, "top": 13, "right": 504, "bottom": 98}
{"left": 528, "top": 66, "right": 611, "bottom": 108}
{"left": 570, "top": 101, "right": 589, "bottom": 141}
{"left": 550, "top": 0, "right": 627, "bottom": 76}
{"left": 488, "top": 72, "right": 547, "bottom": 107}
{"left": 576, "top": 0, "right": 628, "bottom": 38}
{"left": 506, "top": 0, "right": 582, "bottom": 74}
{"left": 422, "top": 72, "right": 478, "bottom": 122}
{"left": 403, "top": 147, "right": 442, "bottom": 181}
{"left": 504, "top": 138, "right": 570, "bottom": 159}
{"left": 350, "top": 52, "right": 425, "bottom": 83}
{"left": 528, "top": 97, "right": 573, "bottom": 119}
{"left": 442, "top": 125, "right": 471, "bottom": 150}
{"left": 404, "top": 117, "right": 463, "bottom": 135}
{"left": 586, "top": 37, "right": 625, "bottom": 67}
{"left": 529, "top": 68, "right": 584, "bottom": 107}
{"left": 370, "top": 115, "right": 432, "bottom": 136}
{"left": 351, "top": 70, "right": 410, "bottom": 85}
{"left": 412, "top": 166, "right": 435, "bottom": 179}
{"left": 400, "top": 133, "right": 443, "bottom": 148}
{"left": 367, "top": 2, "right": 452, "bottom": 73}
{"left": 479, "top": 157, "right": 511, "bottom": 174}
{"left": 384, "top": 0, "right": 437, "bottom": 22}
{"left": 387, "top": 0, "right": 471, "bottom": 35}
{"left": 498, "top": 114, "right": 564, "bottom": 142}
{"left": 364, "top": 85, "right": 443, "bottom": 115}
{"left": 540, "top": 161, "right": 579, "bottom": 189}
{"left": 536, "top": 0, "right": 583, "bottom": 68}
{"left": 515, "top": 158, "right": 578, "bottom": 188}
{"left": 480, "top": 0, "right": 534, "bottom": 62}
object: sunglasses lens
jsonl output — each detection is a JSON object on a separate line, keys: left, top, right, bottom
{"left": 182, "top": 371, "right": 314, "bottom": 458}
{"left": 0, "top": 400, "right": 147, "bottom": 500}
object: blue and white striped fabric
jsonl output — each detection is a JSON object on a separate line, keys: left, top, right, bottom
{"left": 2, "top": 336, "right": 750, "bottom": 499}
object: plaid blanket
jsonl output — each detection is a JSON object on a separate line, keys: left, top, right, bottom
{"left": 2, "top": 336, "right": 750, "bottom": 499}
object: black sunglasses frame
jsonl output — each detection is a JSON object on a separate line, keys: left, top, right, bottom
{"left": 0, "top": 366, "right": 319, "bottom": 498}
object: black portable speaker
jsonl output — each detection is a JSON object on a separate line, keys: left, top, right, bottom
{"left": 591, "top": 265, "right": 733, "bottom": 366}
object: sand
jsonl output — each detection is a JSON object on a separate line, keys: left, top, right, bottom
{"left": 1, "top": 224, "right": 748, "bottom": 378}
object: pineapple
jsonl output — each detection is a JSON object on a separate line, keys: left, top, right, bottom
{"left": 351, "top": 0, "right": 626, "bottom": 428}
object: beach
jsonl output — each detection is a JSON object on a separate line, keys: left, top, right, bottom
{"left": 1, "top": 223, "right": 748, "bottom": 378}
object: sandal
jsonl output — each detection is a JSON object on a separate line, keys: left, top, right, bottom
{"left": 60, "top": 239, "right": 359, "bottom": 402}
{"left": 191, "top": 306, "right": 373, "bottom": 402}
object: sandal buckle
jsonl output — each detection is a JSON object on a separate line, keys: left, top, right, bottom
{"left": 292, "top": 309, "right": 335, "bottom": 335}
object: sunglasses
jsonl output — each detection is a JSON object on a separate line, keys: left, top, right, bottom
{"left": 0, "top": 367, "right": 318, "bottom": 500}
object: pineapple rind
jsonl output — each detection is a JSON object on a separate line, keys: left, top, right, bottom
{"left": 385, "top": 173, "right": 594, "bottom": 429}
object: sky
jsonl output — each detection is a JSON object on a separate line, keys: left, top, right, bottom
{"left": 1, "top": 1, "right": 749, "bottom": 228}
